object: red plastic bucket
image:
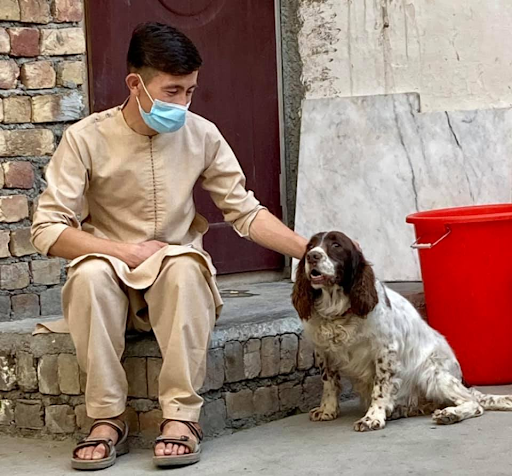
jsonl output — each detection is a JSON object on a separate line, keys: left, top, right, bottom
{"left": 407, "top": 204, "right": 512, "bottom": 386}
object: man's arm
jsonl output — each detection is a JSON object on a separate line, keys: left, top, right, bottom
{"left": 249, "top": 210, "right": 307, "bottom": 260}
{"left": 201, "top": 126, "right": 308, "bottom": 260}
{"left": 48, "top": 228, "right": 167, "bottom": 269}
{"left": 32, "top": 129, "right": 167, "bottom": 269}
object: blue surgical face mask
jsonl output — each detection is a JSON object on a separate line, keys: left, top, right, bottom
{"left": 136, "top": 75, "right": 190, "bottom": 133}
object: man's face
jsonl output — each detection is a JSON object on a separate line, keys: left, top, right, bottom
{"left": 134, "top": 70, "right": 199, "bottom": 113}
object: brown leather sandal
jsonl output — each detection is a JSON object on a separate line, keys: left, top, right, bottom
{"left": 71, "top": 418, "right": 129, "bottom": 471}
{"left": 153, "top": 419, "right": 204, "bottom": 467}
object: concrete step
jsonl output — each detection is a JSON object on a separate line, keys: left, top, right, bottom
{"left": 0, "top": 281, "right": 425, "bottom": 447}
{"left": 2, "top": 389, "right": 511, "bottom": 476}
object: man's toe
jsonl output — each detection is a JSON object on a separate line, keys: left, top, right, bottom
{"left": 154, "top": 443, "right": 164, "bottom": 456}
{"left": 92, "top": 446, "right": 105, "bottom": 460}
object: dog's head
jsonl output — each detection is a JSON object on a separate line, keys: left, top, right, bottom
{"left": 292, "top": 231, "right": 378, "bottom": 320}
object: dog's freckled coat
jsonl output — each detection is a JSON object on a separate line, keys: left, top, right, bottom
{"left": 293, "top": 231, "right": 512, "bottom": 431}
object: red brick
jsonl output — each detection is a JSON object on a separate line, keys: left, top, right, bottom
{"left": 0, "top": 1, "right": 21, "bottom": 21}
{"left": 31, "top": 259, "right": 62, "bottom": 285}
{"left": 10, "top": 228, "right": 36, "bottom": 257}
{"left": 32, "top": 92, "right": 84, "bottom": 123}
{"left": 40, "top": 28, "right": 85, "bottom": 55}
{"left": 0, "top": 231, "right": 10, "bottom": 258}
{"left": 3, "top": 96, "right": 32, "bottom": 124}
{"left": 139, "top": 409, "right": 162, "bottom": 439}
{"left": 8, "top": 28, "right": 40, "bottom": 57}
{"left": 52, "top": 0, "right": 83, "bottom": 22}
{"left": 12, "top": 293, "right": 40, "bottom": 319}
{"left": 0, "top": 129, "right": 54, "bottom": 157}
{"left": 3, "top": 162, "right": 35, "bottom": 189}
{"left": 0, "top": 28, "right": 10, "bottom": 55}
{"left": 20, "top": 61, "right": 56, "bottom": 90}
{"left": 19, "top": 0, "right": 51, "bottom": 24}
{"left": 56, "top": 60, "right": 84, "bottom": 88}
{"left": 0, "top": 262, "right": 30, "bottom": 290}
{"left": 0, "top": 196, "right": 29, "bottom": 223}
{"left": 0, "top": 60, "right": 20, "bottom": 90}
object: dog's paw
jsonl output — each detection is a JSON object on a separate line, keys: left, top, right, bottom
{"left": 309, "top": 406, "right": 339, "bottom": 422}
{"left": 353, "top": 416, "right": 386, "bottom": 432}
{"left": 432, "top": 408, "right": 461, "bottom": 425}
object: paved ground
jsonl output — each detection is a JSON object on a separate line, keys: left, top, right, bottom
{"left": 3, "top": 387, "right": 512, "bottom": 476}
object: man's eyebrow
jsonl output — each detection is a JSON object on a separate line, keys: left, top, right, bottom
{"left": 162, "top": 84, "right": 198, "bottom": 91}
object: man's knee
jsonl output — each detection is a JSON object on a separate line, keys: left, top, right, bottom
{"left": 67, "top": 258, "right": 118, "bottom": 288}
{"left": 160, "top": 255, "right": 207, "bottom": 285}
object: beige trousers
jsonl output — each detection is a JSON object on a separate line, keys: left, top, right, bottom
{"left": 63, "top": 254, "right": 216, "bottom": 423}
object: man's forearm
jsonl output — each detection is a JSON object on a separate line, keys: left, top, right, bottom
{"left": 249, "top": 209, "right": 307, "bottom": 260}
{"left": 48, "top": 227, "right": 128, "bottom": 261}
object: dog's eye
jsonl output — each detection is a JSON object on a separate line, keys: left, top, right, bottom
{"left": 332, "top": 242, "right": 340, "bottom": 248}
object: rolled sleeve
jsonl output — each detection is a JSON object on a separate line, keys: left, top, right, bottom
{"left": 31, "top": 129, "right": 89, "bottom": 255}
{"left": 201, "top": 127, "right": 266, "bottom": 239}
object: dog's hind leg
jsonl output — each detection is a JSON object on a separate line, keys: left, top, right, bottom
{"left": 428, "top": 371, "right": 484, "bottom": 425}
{"left": 469, "top": 388, "right": 512, "bottom": 411}
{"left": 387, "top": 401, "right": 439, "bottom": 421}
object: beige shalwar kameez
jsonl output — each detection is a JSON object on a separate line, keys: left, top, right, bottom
{"left": 31, "top": 104, "right": 264, "bottom": 422}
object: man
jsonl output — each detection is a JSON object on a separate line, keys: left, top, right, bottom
{"left": 31, "top": 22, "right": 307, "bottom": 470}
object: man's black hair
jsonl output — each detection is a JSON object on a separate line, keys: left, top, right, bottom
{"left": 127, "top": 22, "right": 202, "bottom": 76}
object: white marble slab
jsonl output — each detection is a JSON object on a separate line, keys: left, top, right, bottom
{"left": 294, "top": 93, "right": 512, "bottom": 281}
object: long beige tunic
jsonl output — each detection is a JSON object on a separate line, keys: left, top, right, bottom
{"left": 31, "top": 104, "right": 264, "bottom": 333}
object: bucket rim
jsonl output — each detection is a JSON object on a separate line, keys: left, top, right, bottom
{"left": 406, "top": 204, "right": 512, "bottom": 225}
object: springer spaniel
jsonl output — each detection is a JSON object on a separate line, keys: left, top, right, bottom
{"left": 293, "top": 231, "right": 512, "bottom": 431}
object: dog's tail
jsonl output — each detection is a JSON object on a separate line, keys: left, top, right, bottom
{"left": 470, "top": 388, "right": 512, "bottom": 411}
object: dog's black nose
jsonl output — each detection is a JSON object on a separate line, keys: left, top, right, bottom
{"left": 307, "top": 250, "right": 322, "bottom": 263}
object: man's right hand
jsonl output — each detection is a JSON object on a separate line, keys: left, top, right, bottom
{"left": 121, "top": 240, "right": 168, "bottom": 269}
{"left": 47, "top": 228, "right": 169, "bottom": 268}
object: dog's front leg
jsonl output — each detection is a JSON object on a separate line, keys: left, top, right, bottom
{"left": 310, "top": 352, "right": 342, "bottom": 421}
{"left": 354, "top": 345, "right": 400, "bottom": 432}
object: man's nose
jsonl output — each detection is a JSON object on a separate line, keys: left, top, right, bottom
{"left": 174, "top": 92, "right": 189, "bottom": 106}
{"left": 307, "top": 250, "right": 322, "bottom": 263}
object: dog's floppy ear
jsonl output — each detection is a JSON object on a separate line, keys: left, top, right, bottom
{"left": 349, "top": 252, "right": 378, "bottom": 317}
{"left": 292, "top": 255, "right": 316, "bottom": 321}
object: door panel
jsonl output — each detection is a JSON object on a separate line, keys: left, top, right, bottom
{"left": 86, "top": 0, "right": 283, "bottom": 274}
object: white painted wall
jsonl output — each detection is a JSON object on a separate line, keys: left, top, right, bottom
{"left": 299, "top": 0, "right": 512, "bottom": 112}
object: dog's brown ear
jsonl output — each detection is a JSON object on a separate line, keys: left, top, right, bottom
{"left": 292, "top": 256, "right": 316, "bottom": 321}
{"left": 349, "top": 259, "right": 378, "bottom": 317}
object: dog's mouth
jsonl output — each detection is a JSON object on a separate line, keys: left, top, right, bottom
{"left": 309, "top": 269, "right": 334, "bottom": 286}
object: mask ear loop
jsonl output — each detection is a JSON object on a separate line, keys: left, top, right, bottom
{"left": 137, "top": 74, "right": 155, "bottom": 105}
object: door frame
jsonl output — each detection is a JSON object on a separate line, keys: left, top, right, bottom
{"left": 274, "top": 0, "right": 289, "bottom": 229}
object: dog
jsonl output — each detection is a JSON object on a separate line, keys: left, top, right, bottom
{"left": 292, "top": 231, "right": 512, "bottom": 431}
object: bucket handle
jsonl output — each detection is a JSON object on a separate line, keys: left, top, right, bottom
{"left": 411, "top": 226, "right": 451, "bottom": 249}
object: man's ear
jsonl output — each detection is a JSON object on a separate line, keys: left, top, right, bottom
{"left": 125, "top": 73, "right": 142, "bottom": 95}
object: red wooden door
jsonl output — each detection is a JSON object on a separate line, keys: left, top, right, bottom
{"left": 85, "top": 0, "right": 283, "bottom": 274}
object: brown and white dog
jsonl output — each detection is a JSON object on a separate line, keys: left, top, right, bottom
{"left": 292, "top": 231, "right": 512, "bottom": 431}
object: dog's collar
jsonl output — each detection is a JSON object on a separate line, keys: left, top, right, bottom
{"left": 341, "top": 307, "right": 353, "bottom": 317}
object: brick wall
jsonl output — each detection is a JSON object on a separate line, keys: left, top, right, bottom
{"left": 0, "top": 0, "right": 87, "bottom": 321}
{"left": 0, "top": 329, "right": 353, "bottom": 446}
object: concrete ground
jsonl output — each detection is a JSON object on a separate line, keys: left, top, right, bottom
{"left": 3, "top": 387, "right": 512, "bottom": 476}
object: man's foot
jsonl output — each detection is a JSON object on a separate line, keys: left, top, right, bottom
{"left": 154, "top": 420, "right": 199, "bottom": 456}
{"left": 75, "top": 420, "right": 122, "bottom": 461}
